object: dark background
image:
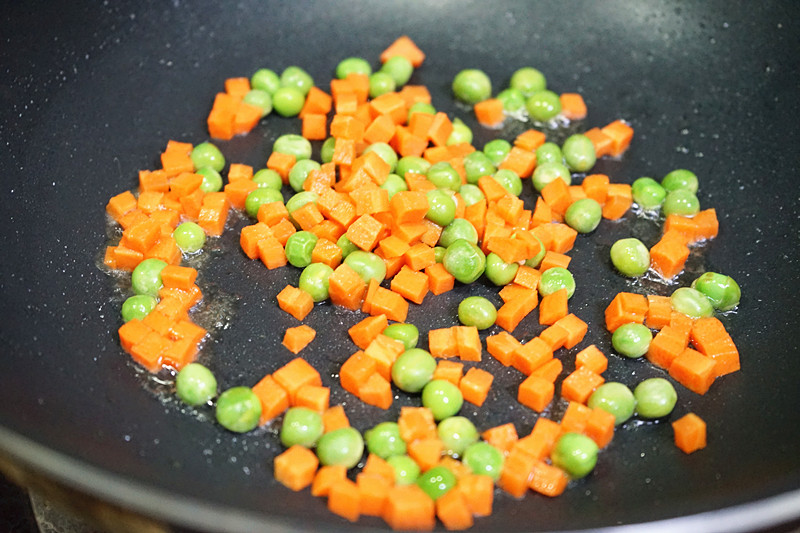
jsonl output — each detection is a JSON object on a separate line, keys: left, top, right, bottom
{"left": 1, "top": 1, "right": 799, "bottom": 532}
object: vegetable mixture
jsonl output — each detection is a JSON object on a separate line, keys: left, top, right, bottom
{"left": 102, "top": 35, "right": 740, "bottom": 530}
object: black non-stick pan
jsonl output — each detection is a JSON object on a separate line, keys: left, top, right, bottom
{"left": 2, "top": 1, "right": 799, "bottom": 531}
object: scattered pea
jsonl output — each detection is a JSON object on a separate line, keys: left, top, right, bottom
{"left": 492, "top": 169, "right": 523, "bottom": 196}
{"left": 535, "top": 142, "right": 563, "bottom": 165}
{"left": 525, "top": 235, "right": 547, "bottom": 268}
{"left": 173, "top": 221, "right": 206, "bottom": 253}
{"left": 244, "top": 187, "right": 283, "bottom": 218}
{"left": 121, "top": 294, "right": 157, "bottom": 323}
{"left": 320, "top": 137, "right": 336, "bottom": 163}
{"left": 362, "top": 142, "right": 398, "bottom": 172}
{"left": 532, "top": 161, "right": 572, "bottom": 192}
{"left": 344, "top": 250, "right": 386, "bottom": 284}
{"left": 298, "top": 263, "right": 334, "bottom": 302}
{"left": 631, "top": 177, "right": 667, "bottom": 210}
{"left": 191, "top": 142, "right": 225, "bottom": 172}
{"left": 510, "top": 67, "right": 547, "bottom": 97}
{"left": 396, "top": 155, "right": 431, "bottom": 179}
{"left": 462, "top": 441, "right": 504, "bottom": 482}
{"left": 463, "top": 151, "right": 496, "bottom": 185}
{"left": 380, "top": 56, "right": 414, "bottom": 86}
{"left": 443, "top": 239, "right": 486, "bottom": 284}
{"left": 380, "top": 173, "right": 407, "bottom": 199}
{"left": 458, "top": 296, "right": 497, "bottom": 330}
{"left": 215, "top": 387, "right": 262, "bottom": 433}
{"left": 663, "top": 189, "right": 700, "bottom": 216}
{"left": 336, "top": 57, "right": 372, "bottom": 79}
{"left": 250, "top": 68, "right": 280, "bottom": 94}
{"left": 273, "top": 134, "right": 312, "bottom": 161}
{"left": 610, "top": 238, "right": 651, "bottom": 277}
{"left": 175, "top": 363, "right": 217, "bottom": 406}
{"left": 589, "top": 383, "right": 637, "bottom": 425}
{"left": 691, "top": 272, "right": 741, "bottom": 311}
{"left": 382, "top": 323, "right": 419, "bottom": 350}
{"left": 284, "top": 231, "right": 318, "bottom": 268}
{"left": 242, "top": 89, "right": 272, "bottom": 117}
{"left": 452, "top": 69, "right": 492, "bottom": 104}
{"left": 482, "top": 139, "right": 511, "bottom": 167}
{"left": 272, "top": 86, "right": 305, "bottom": 117}
{"left": 387, "top": 455, "right": 421, "bottom": 485}
{"left": 661, "top": 169, "right": 699, "bottom": 194}
{"left": 316, "top": 427, "right": 364, "bottom": 469}
{"left": 562, "top": 133, "right": 597, "bottom": 172}
{"left": 565, "top": 198, "right": 602, "bottom": 233}
{"left": 671, "top": 287, "right": 714, "bottom": 318}
{"left": 458, "top": 184, "right": 485, "bottom": 206}
{"left": 438, "top": 416, "right": 479, "bottom": 457}
{"left": 252, "top": 168, "right": 283, "bottom": 190}
{"left": 611, "top": 323, "right": 653, "bottom": 358}
{"left": 551, "top": 432, "right": 598, "bottom": 478}
{"left": 634, "top": 378, "right": 677, "bottom": 419}
{"left": 497, "top": 87, "right": 526, "bottom": 113}
{"left": 422, "top": 379, "right": 464, "bottom": 421}
{"left": 196, "top": 166, "right": 223, "bottom": 193}
{"left": 365, "top": 421, "right": 406, "bottom": 459}
{"left": 427, "top": 161, "right": 461, "bottom": 191}
{"left": 425, "top": 189, "right": 457, "bottom": 226}
{"left": 280, "top": 66, "right": 314, "bottom": 96}
{"left": 336, "top": 234, "right": 359, "bottom": 258}
{"left": 280, "top": 407, "right": 324, "bottom": 448}
{"left": 538, "top": 267, "right": 575, "bottom": 298}
{"left": 446, "top": 117, "right": 473, "bottom": 146}
{"left": 525, "top": 90, "right": 561, "bottom": 122}
{"left": 369, "top": 71, "right": 396, "bottom": 98}
{"left": 391, "top": 348, "right": 436, "bottom": 393}
{"left": 288, "top": 159, "right": 321, "bottom": 193}
{"left": 131, "top": 258, "right": 167, "bottom": 297}
{"left": 484, "top": 252, "right": 519, "bottom": 286}
{"left": 416, "top": 465, "right": 457, "bottom": 500}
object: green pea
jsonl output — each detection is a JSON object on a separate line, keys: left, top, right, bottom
{"left": 447, "top": 117, "right": 473, "bottom": 146}
{"left": 380, "top": 56, "right": 414, "bottom": 86}
{"left": 196, "top": 166, "right": 223, "bottom": 193}
{"left": 535, "top": 142, "right": 563, "bottom": 165}
{"left": 215, "top": 387, "right": 261, "bottom": 433}
{"left": 538, "top": 267, "right": 575, "bottom": 298}
{"left": 288, "top": 159, "right": 321, "bottom": 193}
{"left": 427, "top": 161, "right": 461, "bottom": 192}
{"left": 284, "top": 231, "right": 319, "bottom": 268}
{"left": 631, "top": 177, "right": 667, "bottom": 210}
{"left": 252, "top": 168, "right": 283, "bottom": 190}
{"left": 320, "top": 137, "right": 336, "bottom": 164}
{"left": 280, "top": 66, "right": 314, "bottom": 96}
{"left": 316, "top": 427, "right": 364, "bottom": 469}
{"left": 525, "top": 235, "right": 546, "bottom": 268}
{"left": 242, "top": 89, "right": 272, "bottom": 117}
{"left": 363, "top": 142, "right": 398, "bottom": 172}
{"left": 510, "top": 67, "right": 547, "bottom": 97}
{"left": 525, "top": 90, "right": 561, "bottom": 122}
{"left": 691, "top": 272, "right": 741, "bottom": 311}
{"left": 564, "top": 198, "right": 602, "bottom": 233}
{"left": 562, "top": 134, "right": 597, "bottom": 173}
{"left": 381, "top": 173, "right": 408, "bottom": 199}
{"left": 588, "top": 382, "right": 637, "bottom": 425}
{"left": 633, "top": 378, "right": 677, "bottom": 419}
{"left": 422, "top": 380, "right": 464, "bottom": 421}
{"left": 336, "top": 235, "right": 359, "bottom": 258}
{"left": 416, "top": 465, "right": 456, "bottom": 500}
{"left": 483, "top": 139, "right": 511, "bottom": 167}
{"left": 663, "top": 189, "right": 700, "bottom": 216}
{"left": 408, "top": 102, "right": 436, "bottom": 118}
{"left": 298, "top": 263, "right": 334, "bottom": 302}
{"left": 280, "top": 407, "right": 324, "bottom": 448}
{"left": 671, "top": 287, "right": 714, "bottom": 318}
{"left": 336, "top": 57, "right": 372, "bottom": 79}
{"left": 175, "top": 363, "right": 217, "bottom": 406}
{"left": 344, "top": 250, "right": 386, "bottom": 284}
{"left": 661, "top": 169, "right": 699, "bottom": 194}
{"left": 532, "top": 161, "right": 571, "bottom": 192}
{"left": 438, "top": 416, "right": 478, "bottom": 457}
{"left": 434, "top": 246, "right": 447, "bottom": 263}
{"left": 369, "top": 71, "right": 397, "bottom": 98}
{"left": 426, "top": 189, "right": 457, "bottom": 227}
{"left": 245, "top": 187, "right": 283, "bottom": 218}
{"left": 439, "top": 218, "right": 478, "bottom": 249}
{"left": 191, "top": 142, "right": 225, "bottom": 173}
{"left": 387, "top": 455, "right": 421, "bottom": 485}
{"left": 272, "top": 86, "right": 305, "bottom": 117}
{"left": 273, "top": 134, "right": 312, "bottom": 161}
{"left": 452, "top": 69, "right": 492, "bottom": 104}
{"left": 396, "top": 156, "right": 431, "bottom": 179}
{"left": 173, "top": 221, "right": 206, "bottom": 253}
{"left": 121, "top": 294, "right": 157, "bottom": 322}
{"left": 611, "top": 322, "right": 653, "bottom": 358}
{"left": 551, "top": 433, "right": 598, "bottom": 478}
{"left": 497, "top": 87, "right": 526, "bottom": 113}
{"left": 285, "top": 191, "right": 318, "bottom": 217}
{"left": 463, "top": 151, "right": 496, "bottom": 185}
{"left": 365, "top": 422, "right": 406, "bottom": 459}
{"left": 457, "top": 296, "right": 497, "bottom": 330}
{"left": 382, "top": 323, "right": 419, "bottom": 350}
{"left": 443, "top": 239, "right": 486, "bottom": 284}
{"left": 131, "top": 258, "right": 167, "bottom": 297}
{"left": 251, "top": 68, "right": 280, "bottom": 94}
{"left": 459, "top": 184, "right": 485, "bottom": 206}
{"left": 484, "top": 252, "right": 519, "bottom": 286}
{"left": 462, "top": 441, "right": 504, "bottom": 482}
{"left": 610, "top": 238, "right": 651, "bottom": 277}
{"left": 492, "top": 169, "right": 522, "bottom": 196}
{"left": 391, "top": 348, "right": 436, "bottom": 393}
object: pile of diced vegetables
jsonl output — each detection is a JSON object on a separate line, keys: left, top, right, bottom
{"left": 103, "top": 36, "right": 741, "bottom": 530}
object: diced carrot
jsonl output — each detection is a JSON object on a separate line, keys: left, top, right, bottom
{"left": 207, "top": 92, "right": 237, "bottom": 140}
{"left": 459, "top": 367, "right": 493, "bottom": 407}
{"left": 364, "top": 334, "right": 405, "bottom": 381}
{"left": 605, "top": 291, "right": 649, "bottom": 332}
{"left": 272, "top": 357, "right": 322, "bottom": 404}
{"left": 538, "top": 288, "right": 569, "bottom": 325}
{"left": 364, "top": 113, "right": 397, "bottom": 144}
{"left": 397, "top": 406, "right": 437, "bottom": 443}
{"left": 601, "top": 119, "right": 634, "bottom": 156}
{"left": 498, "top": 448, "right": 536, "bottom": 498}
{"left": 474, "top": 98, "right": 504, "bottom": 127}
{"left": 428, "top": 327, "right": 459, "bottom": 359}
{"left": 408, "top": 438, "right": 444, "bottom": 472}
{"left": 381, "top": 484, "right": 435, "bottom": 532}
{"left": 456, "top": 474, "right": 493, "bottom": 517}
{"left": 514, "top": 417, "right": 561, "bottom": 461}
{"left": 322, "top": 404, "right": 350, "bottom": 433}
{"left": 425, "top": 263, "right": 455, "bottom": 295}
{"left": 553, "top": 313, "right": 588, "bottom": 349}
{"left": 585, "top": 407, "right": 616, "bottom": 448}
{"left": 669, "top": 347, "right": 717, "bottom": 395}
{"left": 512, "top": 337, "right": 553, "bottom": 376}
{"left": 370, "top": 91, "right": 407, "bottom": 124}
{"left": 294, "top": 384, "right": 329, "bottom": 412}
{"left": 481, "top": 423, "right": 518, "bottom": 455}
{"left": 436, "top": 488, "right": 474, "bottom": 531}
{"left": 361, "top": 453, "right": 396, "bottom": 484}
{"left": 359, "top": 371, "right": 394, "bottom": 410}
{"left": 514, "top": 129, "right": 547, "bottom": 151}
{"left": 560, "top": 401, "right": 593, "bottom": 434}
{"left": 672, "top": 412, "right": 707, "bottom": 454}
{"left": 404, "top": 242, "right": 436, "bottom": 271}
{"left": 328, "top": 263, "right": 367, "bottom": 311}
{"left": 328, "top": 478, "right": 360, "bottom": 523}
{"left": 433, "top": 359, "right": 464, "bottom": 386}
{"left": 274, "top": 445, "right": 318, "bottom": 492}
{"left": 690, "top": 317, "right": 740, "bottom": 376}
{"left": 159, "top": 265, "right": 198, "bottom": 291}
{"left": 276, "top": 285, "right": 314, "bottom": 321}
{"left": 531, "top": 358, "right": 563, "bottom": 383}
{"left": 646, "top": 326, "right": 690, "bottom": 369}
{"left": 486, "top": 331, "right": 522, "bottom": 367}
{"left": 602, "top": 183, "right": 633, "bottom": 220}
{"left": 356, "top": 473, "right": 392, "bottom": 517}
{"left": 529, "top": 461, "right": 569, "bottom": 497}
{"left": 347, "top": 314, "right": 388, "bottom": 350}
{"left": 368, "top": 286, "right": 408, "bottom": 322}
{"left": 311, "top": 464, "right": 348, "bottom": 498}
{"left": 380, "top": 35, "right": 426, "bottom": 67}
{"left": 575, "top": 345, "right": 608, "bottom": 374}
{"left": 518, "top": 374, "right": 555, "bottom": 413}
{"left": 559, "top": 93, "right": 587, "bottom": 120}
{"left": 390, "top": 265, "right": 429, "bottom": 304}
{"left": 581, "top": 173, "right": 610, "bottom": 204}
{"left": 266, "top": 151, "right": 297, "bottom": 184}
{"left": 646, "top": 294, "right": 673, "bottom": 330}
{"left": 650, "top": 230, "right": 691, "bottom": 279}
{"left": 282, "top": 324, "right": 317, "bottom": 355}
{"left": 495, "top": 289, "right": 538, "bottom": 332}
{"left": 561, "top": 366, "right": 605, "bottom": 404}
{"left": 339, "top": 350, "right": 377, "bottom": 397}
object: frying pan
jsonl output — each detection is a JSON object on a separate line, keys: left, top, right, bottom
{"left": 1, "top": 1, "right": 799, "bottom": 531}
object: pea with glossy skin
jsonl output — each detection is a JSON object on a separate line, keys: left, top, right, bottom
{"left": 191, "top": 142, "right": 225, "bottom": 172}
{"left": 320, "top": 137, "right": 336, "bottom": 164}
{"left": 538, "top": 267, "right": 575, "bottom": 298}
{"left": 363, "top": 142, "right": 398, "bottom": 172}
{"left": 526, "top": 90, "right": 561, "bottom": 122}
{"left": 396, "top": 156, "right": 430, "bottom": 179}
{"left": 365, "top": 421, "right": 406, "bottom": 459}
{"left": 462, "top": 441, "right": 504, "bottom": 482}
{"left": 422, "top": 380, "right": 464, "bottom": 421}
{"left": 663, "top": 189, "right": 700, "bottom": 216}
{"left": 336, "top": 57, "right": 372, "bottom": 79}
{"left": 336, "top": 235, "right": 359, "bottom": 258}
{"left": 391, "top": 348, "right": 436, "bottom": 393}
{"left": 662, "top": 169, "right": 699, "bottom": 194}
{"left": 251, "top": 68, "right": 280, "bottom": 94}
{"left": 497, "top": 87, "right": 526, "bottom": 113}
{"left": 535, "top": 142, "right": 563, "bottom": 165}
{"left": 459, "top": 184, "right": 485, "bottom": 206}
{"left": 121, "top": 294, "right": 157, "bottom": 322}
{"left": 280, "top": 407, "right": 324, "bottom": 448}
{"left": 532, "top": 161, "right": 572, "bottom": 192}
{"left": 446, "top": 117, "right": 473, "bottom": 146}
{"left": 692, "top": 272, "right": 741, "bottom": 311}
{"left": 252, "top": 168, "right": 283, "bottom": 190}
{"left": 298, "top": 263, "right": 334, "bottom": 302}
{"left": 612, "top": 323, "right": 653, "bottom": 358}
{"left": 483, "top": 139, "right": 511, "bottom": 166}
{"left": 242, "top": 89, "right": 272, "bottom": 117}
{"left": 382, "top": 323, "right": 419, "bottom": 350}
{"left": 671, "top": 287, "right": 714, "bottom": 318}
{"left": 380, "top": 174, "right": 407, "bottom": 199}
{"left": 380, "top": 56, "right": 414, "bottom": 86}
{"left": 197, "top": 166, "right": 223, "bottom": 193}
{"left": 452, "top": 69, "right": 492, "bottom": 104}
{"left": 175, "top": 363, "right": 217, "bottom": 406}
{"left": 610, "top": 238, "right": 651, "bottom": 277}
{"left": 427, "top": 161, "right": 461, "bottom": 191}
{"left": 285, "top": 191, "right": 318, "bottom": 217}
{"left": 562, "top": 134, "right": 597, "bottom": 173}
{"left": 510, "top": 67, "right": 547, "bottom": 97}
{"left": 434, "top": 246, "right": 447, "bottom": 263}
{"left": 369, "top": 72, "right": 396, "bottom": 98}
{"left": 416, "top": 465, "right": 457, "bottom": 500}
{"left": 484, "top": 252, "right": 519, "bottom": 286}
{"left": 215, "top": 387, "right": 262, "bottom": 433}
{"left": 551, "top": 432, "right": 598, "bottom": 478}
{"left": 634, "top": 378, "right": 677, "bottom": 419}
{"left": 425, "top": 189, "right": 457, "bottom": 227}
{"left": 588, "top": 383, "right": 637, "bottom": 425}
{"left": 492, "top": 169, "right": 522, "bottom": 196}
{"left": 288, "top": 159, "right": 321, "bottom": 192}
{"left": 408, "top": 102, "right": 436, "bottom": 117}
{"left": 272, "top": 86, "right": 305, "bottom": 117}
{"left": 387, "top": 455, "right": 420, "bottom": 485}
{"left": 344, "top": 250, "right": 386, "bottom": 284}
{"left": 443, "top": 239, "right": 486, "bottom": 284}
{"left": 565, "top": 198, "right": 602, "bottom": 233}
{"left": 316, "top": 427, "right": 364, "bottom": 469}
{"left": 284, "top": 231, "right": 319, "bottom": 268}
{"left": 280, "top": 66, "right": 314, "bottom": 96}
{"left": 273, "top": 134, "right": 312, "bottom": 161}
{"left": 463, "top": 151, "right": 496, "bottom": 184}
{"left": 438, "top": 416, "right": 479, "bottom": 457}
{"left": 173, "top": 221, "right": 206, "bottom": 253}
{"left": 245, "top": 187, "right": 283, "bottom": 218}
{"left": 631, "top": 177, "right": 667, "bottom": 210}
{"left": 458, "top": 296, "right": 497, "bottom": 330}
{"left": 131, "top": 258, "right": 167, "bottom": 297}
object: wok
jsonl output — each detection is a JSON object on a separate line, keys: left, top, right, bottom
{"left": 1, "top": 1, "right": 799, "bottom": 531}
